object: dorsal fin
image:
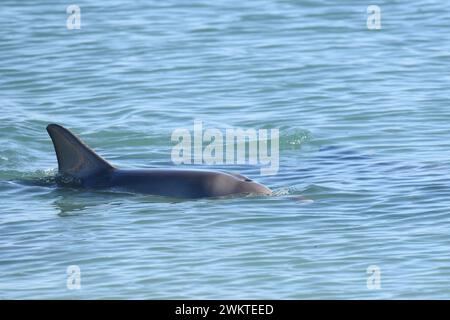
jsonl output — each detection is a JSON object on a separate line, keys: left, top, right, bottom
{"left": 46, "top": 124, "right": 114, "bottom": 179}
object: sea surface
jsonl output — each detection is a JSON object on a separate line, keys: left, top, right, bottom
{"left": 1, "top": 0, "right": 450, "bottom": 299}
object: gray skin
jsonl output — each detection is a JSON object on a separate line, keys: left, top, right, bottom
{"left": 46, "top": 124, "right": 272, "bottom": 199}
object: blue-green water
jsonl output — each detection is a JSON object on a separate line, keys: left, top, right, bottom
{"left": 1, "top": 0, "right": 450, "bottom": 299}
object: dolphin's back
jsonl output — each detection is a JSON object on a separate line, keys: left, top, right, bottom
{"left": 109, "top": 169, "right": 222, "bottom": 198}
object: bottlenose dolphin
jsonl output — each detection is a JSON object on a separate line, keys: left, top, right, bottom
{"left": 46, "top": 124, "right": 272, "bottom": 199}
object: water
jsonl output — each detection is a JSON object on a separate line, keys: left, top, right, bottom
{"left": 1, "top": 0, "right": 450, "bottom": 299}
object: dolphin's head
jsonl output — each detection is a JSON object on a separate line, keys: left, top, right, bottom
{"left": 237, "top": 179, "right": 272, "bottom": 196}
{"left": 217, "top": 172, "right": 272, "bottom": 196}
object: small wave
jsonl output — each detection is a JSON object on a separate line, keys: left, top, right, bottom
{"left": 2, "top": 168, "right": 58, "bottom": 186}
{"left": 279, "top": 128, "right": 312, "bottom": 150}
{"left": 271, "top": 186, "right": 314, "bottom": 203}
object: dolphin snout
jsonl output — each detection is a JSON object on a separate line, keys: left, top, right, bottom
{"left": 245, "top": 181, "right": 272, "bottom": 196}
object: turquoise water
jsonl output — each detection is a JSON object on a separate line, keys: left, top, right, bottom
{"left": 1, "top": 0, "right": 450, "bottom": 299}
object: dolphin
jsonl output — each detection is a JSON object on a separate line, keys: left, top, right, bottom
{"left": 46, "top": 124, "right": 272, "bottom": 199}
